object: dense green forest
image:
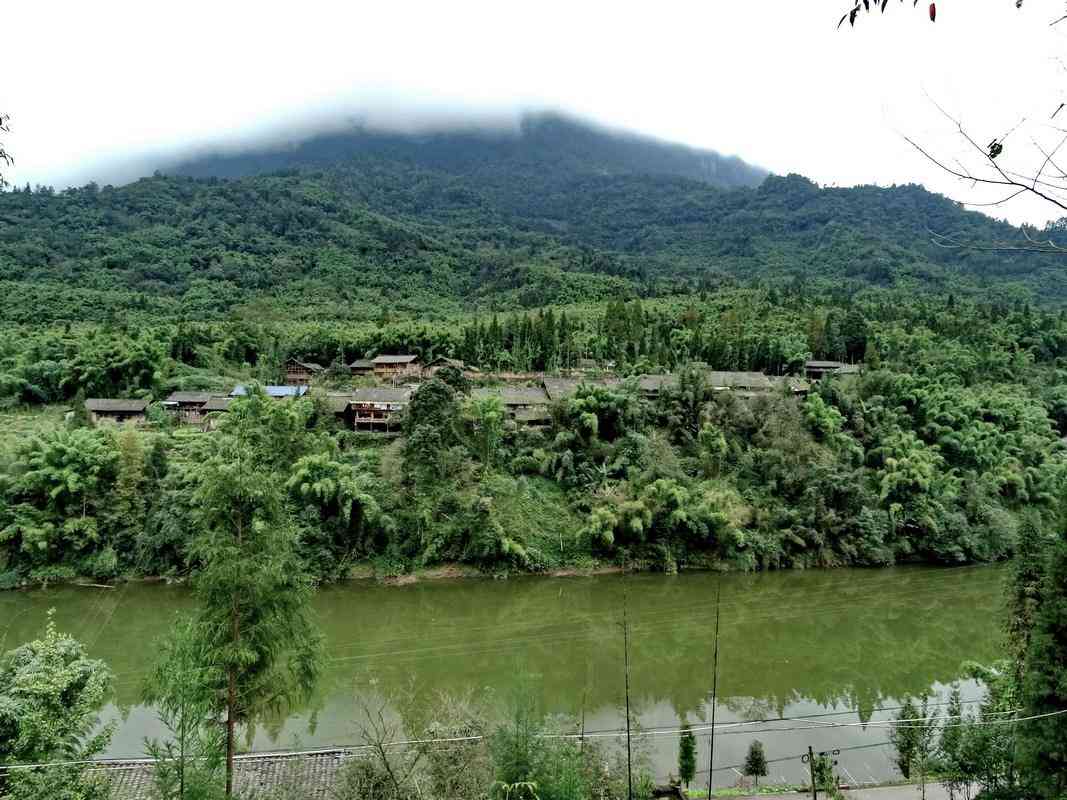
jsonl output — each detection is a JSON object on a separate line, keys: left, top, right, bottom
{"left": 3, "top": 116, "right": 1067, "bottom": 584}
{"left": 2, "top": 288, "right": 1066, "bottom": 586}
{"left": 2, "top": 116, "right": 1067, "bottom": 329}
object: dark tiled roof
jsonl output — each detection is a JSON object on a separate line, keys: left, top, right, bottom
{"left": 351, "top": 387, "right": 412, "bottom": 404}
{"left": 708, "top": 371, "right": 773, "bottom": 390}
{"left": 85, "top": 399, "right": 149, "bottom": 413}
{"left": 541, "top": 377, "right": 621, "bottom": 401}
{"left": 164, "top": 391, "right": 212, "bottom": 404}
{"left": 286, "top": 357, "right": 324, "bottom": 372}
{"left": 372, "top": 354, "right": 418, "bottom": 365}
{"left": 103, "top": 749, "right": 361, "bottom": 800}
{"left": 805, "top": 360, "right": 845, "bottom": 369}
{"left": 230, "top": 385, "right": 309, "bottom": 398}
{"left": 348, "top": 359, "right": 374, "bottom": 369}
{"left": 326, "top": 393, "right": 353, "bottom": 413}
{"left": 472, "top": 386, "right": 550, "bottom": 406}
{"left": 202, "top": 397, "right": 233, "bottom": 411}
{"left": 638, "top": 374, "right": 679, "bottom": 394}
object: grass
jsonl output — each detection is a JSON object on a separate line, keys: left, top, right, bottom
{"left": 685, "top": 786, "right": 803, "bottom": 798}
{"left": 482, "top": 473, "right": 585, "bottom": 570}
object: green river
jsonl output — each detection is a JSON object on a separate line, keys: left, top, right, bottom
{"left": 0, "top": 564, "right": 1005, "bottom": 788}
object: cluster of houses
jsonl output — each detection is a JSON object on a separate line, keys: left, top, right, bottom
{"left": 83, "top": 356, "right": 861, "bottom": 430}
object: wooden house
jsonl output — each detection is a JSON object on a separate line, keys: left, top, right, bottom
{"left": 637, "top": 374, "right": 679, "bottom": 399}
{"left": 348, "top": 359, "right": 375, "bottom": 378}
{"left": 162, "top": 391, "right": 212, "bottom": 424}
{"left": 350, "top": 387, "right": 412, "bottom": 432}
{"left": 803, "top": 361, "right": 863, "bottom": 380}
{"left": 472, "top": 386, "right": 551, "bottom": 426}
{"left": 541, "top": 377, "right": 621, "bottom": 403}
{"left": 199, "top": 396, "right": 233, "bottom": 430}
{"left": 804, "top": 360, "right": 844, "bottom": 380}
{"left": 85, "top": 398, "right": 149, "bottom": 426}
{"left": 284, "top": 358, "right": 324, "bottom": 386}
{"left": 372, "top": 355, "right": 420, "bottom": 380}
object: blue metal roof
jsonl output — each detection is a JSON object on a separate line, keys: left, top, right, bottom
{"left": 230, "top": 385, "right": 309, "bottom": 398}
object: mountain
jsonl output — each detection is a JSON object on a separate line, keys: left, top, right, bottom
{"left": 0, "top": 114, "right": 1063, "bottom": 325}
{"left": 171, "top": 112, "right": 769, "bottom": 192}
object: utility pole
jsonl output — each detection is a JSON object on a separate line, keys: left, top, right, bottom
{"left": 621, "top": 585, "right": 634, "bottom": 800}
{"left": 802, "top": 746, "right": 840, "bottom": 800}
{"left": 804, "top": 746, "right": 818, "bottom": 800}
{"left": 705, "top": 579, "right": 722, "bottom": 800}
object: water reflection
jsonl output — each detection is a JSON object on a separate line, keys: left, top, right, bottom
{"left": 0, "top": 565, "right": 1004, "bottom": 785}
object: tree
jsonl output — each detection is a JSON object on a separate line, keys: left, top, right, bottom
{"left": 890, "top": 697, "right": 939, "bottom": 799}
{"left": 1006, "top": 512, "right": 1051, "bottom": 685}
{"left": 287, "top": 451, "right": 386, "bottom": 580}
{"left": 460, "top": 395, "right": 507, "bottom": 473}
{"left": 0, "top": 615, "right": 114, "bottom": 800}
{"left": 187, "top": 391, "right": 323, "bottom": 797}
{"left": 890, "top": 698, "right": 920, "bottom": 779}
{"left": 743, "top": 740, "right": 768, "bottom": 788}
{"left": 677, "top": 724, "right": 696, "bottom": 788}
{"left": 1016, "top": 529, "right": 1067, "bottom": 798}
{"left": 142, "top": 616, "right": 225, "bottom": 800}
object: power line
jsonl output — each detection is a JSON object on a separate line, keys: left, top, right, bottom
{"left": 4, "top": 707, "right": 1064, "bottom": 774}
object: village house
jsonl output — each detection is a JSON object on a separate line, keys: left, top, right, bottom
{"left": 199, "top": 396, "right": 233, "bottom": 430}
{"left": 284, "top": 357, "right": 324, "bottom": 386}
{"left": 638, "top": 374, "right": 679, "bottom": 399}
{"left": 372, "top": 354, "right": 420, "bottom": 380}
{"left": 542, "top": 376, "right": 622, "bottom": 403}
{"left": 804, "top": 360, "right": 862, "bottom": 381}
{"left": 349, "top": 387, "right": 412, "bottom": 432}
{"left": 162, "top": 391, "right": 212, "bottom": 424}
{"left": 347, "top": 358, "right": 375, "bottom": 378}
{"left": 84, "top": 398, "right": 150, "bottom": 426}
{"left": 473, "top": 385, "right": 551, "bottom": 426}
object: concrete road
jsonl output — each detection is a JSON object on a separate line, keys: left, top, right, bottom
{"left": 734, "top": 785, "right": 956, "bottom": 800}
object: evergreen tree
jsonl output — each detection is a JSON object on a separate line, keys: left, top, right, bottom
{"left": 1007, "top": 512, "right": 1051, "bottom": 686}
{"left": 142, "top": 616, "right": 225, "bottom": 800}
{"left": 188, "top": 391, "right": 323, "bottom": 797}
{"left": 890, "top": 698, "right": 919, "bottom": 779}
{"left": 1017, "top": 530, "right": 1067, "bottom": 798}
{"left": 743, "top": 740, "right": 768, "bottom": 788}
{"left": 677, "top": 724, "right": 696, "bottom": 789}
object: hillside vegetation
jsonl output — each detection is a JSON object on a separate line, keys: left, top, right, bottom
{"left": 1, "top": 115, "right": 1066, "bottom": 328}
{"left": 2, "top": 117, "right": 1067, "bottom": 587}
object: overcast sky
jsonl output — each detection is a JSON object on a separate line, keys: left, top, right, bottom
{"left": 6, "top": 0, "right": 1067, "bottom": 225}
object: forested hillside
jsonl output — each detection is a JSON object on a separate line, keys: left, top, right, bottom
{"left": 3, "top": 117, "right": 1067, "bottom": 588}
{"left": 1, "top": 116, "right": 1065, "bottom": 327}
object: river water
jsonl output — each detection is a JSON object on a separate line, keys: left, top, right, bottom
{"left": 0, "top": 565, "right": 1005, "bottom": 788}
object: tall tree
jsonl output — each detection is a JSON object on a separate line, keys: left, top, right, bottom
{"left": 743, "top": 740, "right": 768, "bottom": 788}
{"left": 188, "top": 390, "right": 323, "bottom": 797}
{"left": 677, "top": 724, "right": 696, "bottom": 789}
{"left": 890, "top": 698, "right": 920, "bottom": 779}
{"left": 1017, "top": 529, "right": 1067, "bottom": 798}
{"left": 142, "top": 616, "right": 225, "bottom": 800}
